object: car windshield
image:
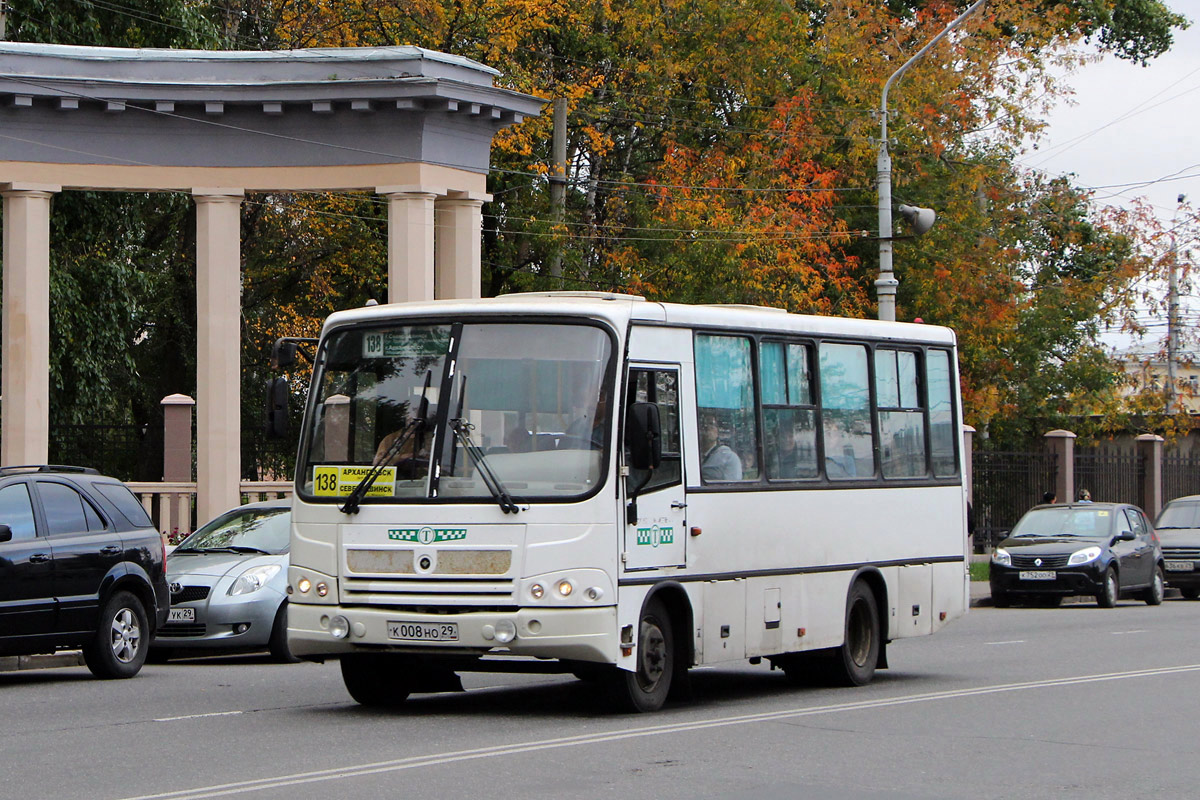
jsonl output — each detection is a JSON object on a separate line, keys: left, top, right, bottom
{"left": 175, "top": 507, "right": 291, "bottom": 554}
{"left": 1010, "top": 506, "right": 1114, "bottom": 538}
{"left": 297, "top": 321, "right": 613, "bottom": 504}
{"left": 1157, "top": 502, "right": 1200, "bottom": 529}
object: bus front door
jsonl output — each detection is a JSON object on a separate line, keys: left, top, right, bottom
{"left": 623, "top": 365, "right": 686, "bottom": 571}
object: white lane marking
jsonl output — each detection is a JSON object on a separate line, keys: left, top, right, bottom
{"left": 120, "top": 663, "right": 1200, "bottom": 800}
{"left": 985, "top": 640, "right": 1025, "bottom": 645}
{"left": 153, "top": 711, "right": 244, "bottom": 723}
{"left": 1110, "top": 630, "right": 1147, "bottom": 635}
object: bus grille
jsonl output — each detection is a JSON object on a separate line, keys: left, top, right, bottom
{"left": 341, "top": 577, "right": 515, "bottom": 605}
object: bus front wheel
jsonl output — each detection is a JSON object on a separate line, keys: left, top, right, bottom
{"left": 607, "top": 598, "right": 674, "bottom": 713}
{"left": 340, "top": 654, "right": 412, "bottom": 708}
{"left": 827, "top": 581, "right": 880, "bottom": 687}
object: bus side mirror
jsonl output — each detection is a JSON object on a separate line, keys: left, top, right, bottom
{"left": 625, "top": 402, "right": 662, "bottom": 471}
{"left": 265, "top": 377, "right": 289, "bottom": 439}
{"left": 271, "top": 338, "right": 300, "bottom": 369}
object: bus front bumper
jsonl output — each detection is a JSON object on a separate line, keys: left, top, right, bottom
{"left": 287, "top": 602, "right": 619, "bottom": 663}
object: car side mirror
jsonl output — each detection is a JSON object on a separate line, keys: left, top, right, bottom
{"left": 0, "top": 524, "right": 11, "bottom": 542}
{"left": 624, "top": 402, "right": 662, "bottom": 471}
{"left": 1117, "top": 530, "right": 1136, "bottom": 542}
{"left": 264, "top": 377, "right": 289, "bottom": 439}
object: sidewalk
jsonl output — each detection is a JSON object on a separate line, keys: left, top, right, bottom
{"left": 0, "top": 651, "right": 85, "bottom": 673}
{"left": 970, "top": 581, "right": 992, "bottom": 607}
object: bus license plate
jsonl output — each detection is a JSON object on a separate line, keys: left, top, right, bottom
{"left": 168, "top": 608, "right": 195, "bottom": 622}
{"left": 387, "top": 621, "right": 458, "bottom": 642}
{"left": 1165, "top": 561, "right": 1195, "bottom": 572}
{"left": 1019, "top": 570, "right": 1055, "bottom": 581}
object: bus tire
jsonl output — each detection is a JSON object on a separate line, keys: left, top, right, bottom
{"left": 340, "top": 654, "right": 411, "bottom": 708}
{"left": 827, "top": 581, "right": 880, "bottom": 687}
{"left": 268, "top": 603, "right": 301, "bottom": 663}
{"left": 607, "top": 598, "right": 674, "bottom": 713}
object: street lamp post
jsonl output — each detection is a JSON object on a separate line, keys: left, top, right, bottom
{"left": 877, "top": 0, "right": 987, "bottom": 321}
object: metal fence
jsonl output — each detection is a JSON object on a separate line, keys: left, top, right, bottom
{"left": 971, "top": 450, "right": 1057, "bottom": 552}
{"left": 48, "top": 423, "right": 162, "bottom": 482}
{"left": 1074, "top": 449, "right": 1143, "bottom": 505}
{"left": 1164, "top": 452, "right": 1200, "bottom": 503}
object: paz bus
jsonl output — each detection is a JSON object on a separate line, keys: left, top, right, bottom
{"left": 282, "top": 292, "right": 969, "bottom": 712}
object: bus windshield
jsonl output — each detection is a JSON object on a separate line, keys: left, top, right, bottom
{"left": 298, "top": 321, "right": 614, "bottom": 504}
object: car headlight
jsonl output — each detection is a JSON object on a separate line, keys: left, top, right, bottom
{"left": 992, "top": 547, "right": 1011, "bottom": 567}
{"left": 228, "top": 564, "right": 282, "bottom": 596}
{"left": 1068, "top": 546, "right": 1102, "bottom": 566}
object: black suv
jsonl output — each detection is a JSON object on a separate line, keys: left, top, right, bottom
{"left": 0, "top": 465, "right": 169, "bottom": 678}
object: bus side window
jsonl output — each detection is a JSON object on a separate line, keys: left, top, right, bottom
{"left": 818, "top": 342, "right": 874, "bottom": 480}
{"left": 627, "top": 369, "right": 682, "bottom": 492}
{"left": 695, "top": 334, "right": 758, "bottom": 482}
{"left": 875, "top": 348, "right": 927, "bottom": 478}
{"left": 761, "top": 341, "right": 818, "bottom": 480}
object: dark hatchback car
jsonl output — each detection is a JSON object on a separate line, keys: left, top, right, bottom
{"left": 1154, "top": 495, "right": 1200, "bottom": 599}
{"left": 990, "top": 502, "right": 1164, "bottom": 608}
{"left": 0, "top": 465, "right": 169, "bottom": 677}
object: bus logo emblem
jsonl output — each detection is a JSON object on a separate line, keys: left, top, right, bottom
{"left": 389, "top": 527, "right": 468, "bottom": 544}
{"left": 636, "top": 525, "right": 674, "bottom": 548}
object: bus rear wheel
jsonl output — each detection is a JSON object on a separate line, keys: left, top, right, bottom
{"left": 340, "top": 654, "right": 412, "bottom": 708}
{"left": 827, "top": 581, "right": 880, "bottom": 687}
{"left": 607, "top": 598, "right": 674, "bottom": 713}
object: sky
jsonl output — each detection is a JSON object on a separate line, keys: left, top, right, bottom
{"left": 1019, "top": 5, "right": 1200, "bottom": 357}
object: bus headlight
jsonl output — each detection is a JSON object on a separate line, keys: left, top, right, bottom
{"left": 557, "top": 580, "right": 574, "bottom": 597}
{"left": 530, "top": 583, "right": 545, "bottom": 600}
{"left": 493, "top": 619, "right": 517, "bottom": 644}
{"left": 297, "top": 577, "right": 312, "bottom": 593}
{"left": 328, "top": 615, "right": 350, "bottom": 639}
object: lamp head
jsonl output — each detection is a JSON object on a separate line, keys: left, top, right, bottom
{"left": 898, "top": 204, "right": 936, "bottom": 235}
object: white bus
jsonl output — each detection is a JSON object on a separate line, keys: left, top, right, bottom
{"left": 284, "top": 292, "right": 969, "bottom": 711}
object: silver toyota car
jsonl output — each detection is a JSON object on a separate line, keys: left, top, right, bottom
{"left": 150, "top": 499, "right": 296, "bottom": 662}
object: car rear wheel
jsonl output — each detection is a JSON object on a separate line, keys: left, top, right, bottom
{"left": 605, "top": 598, "right": 674, "bottom": 713}
{"left": 1143, "top": 566, "right": 1165, "bottom": 606}
{"left": 83, "top": 590, "right": 149, "bottom": 679}
{"left": 1096, "top": 567, "right": 1119, "bottom": 608}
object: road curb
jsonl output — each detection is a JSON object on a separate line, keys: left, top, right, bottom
{"left": 0, "top": 651, "right": 85, "bottom": 672}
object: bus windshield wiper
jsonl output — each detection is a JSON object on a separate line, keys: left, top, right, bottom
{"left": 341, "top": 371, "right": 432, "bottom": 515}
{"left": 449, "top": 417, "right": 520, "bottom": 514}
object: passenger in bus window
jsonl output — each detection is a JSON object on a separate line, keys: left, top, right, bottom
{"left": 699, "top": 411, "right": 742, "bottom": 481}
{"left": 767, "top": 415, "right": 816, "bottom": 479}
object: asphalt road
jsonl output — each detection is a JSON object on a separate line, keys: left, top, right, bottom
{"left": 4, "top": 596, "right": 1199, "bottom": 800}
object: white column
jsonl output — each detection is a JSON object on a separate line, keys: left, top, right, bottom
{"left": 379, "top": 188, "right": 438, "bottom": 304}
{"left": 1, "top": 184, "right": 59, "bottom": 467}
{"left": 193, "top": 189, "right": 243, "bottom": 524}
{"left": 435, "top": 195, "right": 487, "bottom": 299}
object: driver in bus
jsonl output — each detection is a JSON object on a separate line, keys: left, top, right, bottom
{"left": 373, "top": 415, "right": 431, "bottom": 479}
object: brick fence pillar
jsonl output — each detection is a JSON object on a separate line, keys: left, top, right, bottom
{"left": 161, "top": 393, "right": 195, "bottom": 482}
{"left": 1136, "top": 433, "right": 1164, "bottom": 519}
{"left": 1044, "top": 429, "right": 1076, "bottom": 504}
